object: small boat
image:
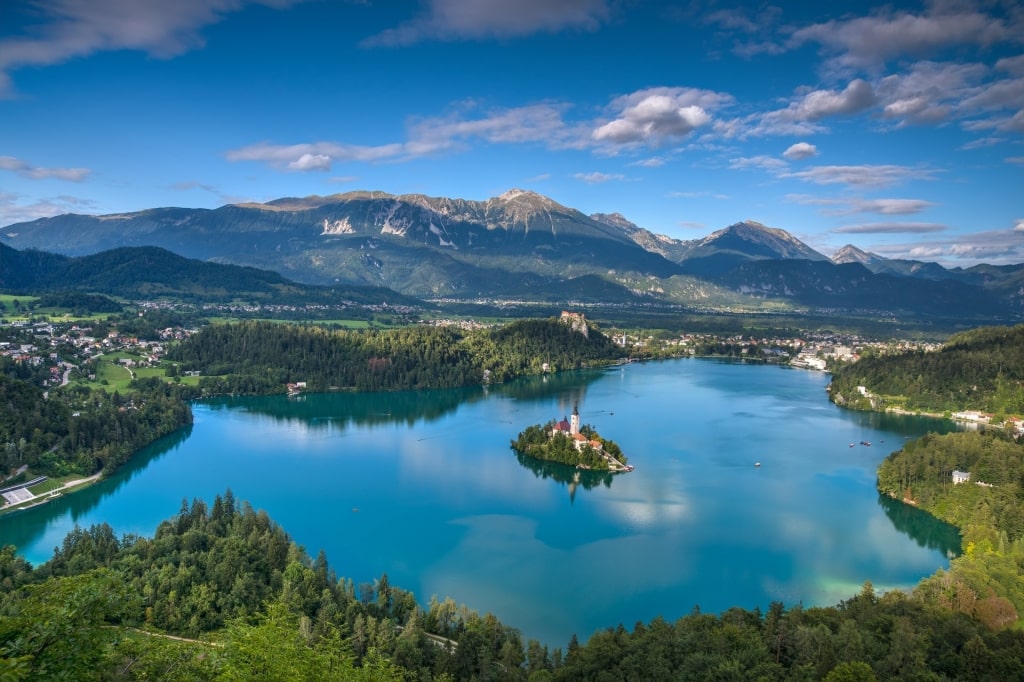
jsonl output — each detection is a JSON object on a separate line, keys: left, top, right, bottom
{"left": 754, "top": 462, "right": 761, "bottom": 467}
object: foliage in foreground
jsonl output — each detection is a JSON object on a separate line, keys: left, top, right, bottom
{"left": 3, "top": 491, "right": 1024, "bottom": 680}
{"left": 878, "top": 430, "right": 1024, "bottom": 632}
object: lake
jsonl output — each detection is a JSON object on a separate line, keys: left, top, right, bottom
{"left": 0, "top": 358, "right": 961, "bottom": 646}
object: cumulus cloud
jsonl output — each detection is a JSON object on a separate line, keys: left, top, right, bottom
{"left": 833, "top": 222, "right": 947, "bottom": 234}
{"left": 363, "top": 0, "right": 609, "bottom": 47}
{"left": 788, "top": 6, "right": 1012, "bottom": 72}
{"left": 781, "top": 164, "right": 938, "bottom": 188}
{"left": 783, "top": 142, "right": 817, "bottom": 160}
{"left": 573, "top": 172, "right": 625, "bottom": 184}
{"left": 792, "top": 80, "right": 878, "bottom": 120}
{"left": 592, "top": 87, "right": 731, "bottom": 147}
{"left": 1015, "top": 219, "right": 1024, "bottom": 231}
{"left": 0, "top": 0, "right": 303, "bottom": 97}
{"left": 729, "top": 80, "right": 876, "bottom": 138}
{"left": 287, "top": 153, "right": 332, "bottom": 171}
{"left": 0, "top": 155, "right": 90, "bottom": 181}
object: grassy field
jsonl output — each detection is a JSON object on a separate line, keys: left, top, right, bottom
{"left": 69, "top": 354, "right": 201, "bottom": 393}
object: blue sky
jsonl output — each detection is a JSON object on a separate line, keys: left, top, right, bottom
{"left": 1, "top": 0, "right": 1022, "bottom": 266}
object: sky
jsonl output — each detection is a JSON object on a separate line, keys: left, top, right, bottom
{"left": 1, "top": 0, "right": 1022, "bottom": 266}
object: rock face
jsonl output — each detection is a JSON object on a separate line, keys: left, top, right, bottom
{"left": 560, "top": 310, "right": 589, "bottom": 338}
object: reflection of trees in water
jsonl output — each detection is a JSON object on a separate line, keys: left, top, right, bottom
{"left": 201, "top": 368, "right": 609, "bottom": 432}
{"left": 878, "top": 493, "right": 962, "bottom": 557}
{"left": 0, "top": 425, "right": 194, "bottom": 561}
{"left": 514, "top": 451, "right": 614, "bottom": 504}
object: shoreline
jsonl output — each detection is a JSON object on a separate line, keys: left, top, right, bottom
{"left": 0, "top": 472, "right": 103, "bottom": 514}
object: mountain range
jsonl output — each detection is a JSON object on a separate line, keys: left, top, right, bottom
{"left": 2, "top": 189, "right": 1022, "bottom": 320}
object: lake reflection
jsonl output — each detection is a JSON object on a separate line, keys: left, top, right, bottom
{"left": 0, "top": 359, "right": 960, "bottom": 646}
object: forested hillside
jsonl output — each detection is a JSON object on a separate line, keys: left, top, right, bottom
{"left": 3, "top": 494, "right": 1024, "bottom": 680}
{"left": 0, "top": 374, "right": 191, "bottom": 477}
{"left": 878, "top": 431, "right": 1024, "bottom": 632}
{"left": 829, "top": 324, "right": 1024, "bottom": 416}
{"left": 168, "top": 317, "right": 622, "bottom": 395}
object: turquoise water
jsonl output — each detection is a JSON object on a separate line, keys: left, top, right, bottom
{"left": 0, "top": 359, "right": 960, "bottom": 646}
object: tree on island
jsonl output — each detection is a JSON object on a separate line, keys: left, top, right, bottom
{"left": 510, "top": 420, "right": 629, "bottom": 471}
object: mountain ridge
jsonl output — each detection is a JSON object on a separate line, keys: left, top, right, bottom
{"left": 2, "top": 189, "right": 1021, "bottom": 320}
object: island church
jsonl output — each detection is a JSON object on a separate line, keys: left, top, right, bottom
{"left": 551, "top": 403, "right": 604, "bottom": 453}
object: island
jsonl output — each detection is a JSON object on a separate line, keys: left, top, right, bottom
{"left": 510, "top": 403, "right": 633, "bottom": 473}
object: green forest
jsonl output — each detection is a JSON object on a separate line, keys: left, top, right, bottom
{"left": 0, "top": 374, "right": 191, "bottom": 477}
{"left": 169, "top": 318, "right": 623, "bottom": 395}
{"left": 828, "top": 324, "right": 1024, "bottom": 417}
{"left": 877, "top": 431, "right": 1024, "bottom": 630}
{"left": 4, "top": 493, "right": 1024, "bottom": 680}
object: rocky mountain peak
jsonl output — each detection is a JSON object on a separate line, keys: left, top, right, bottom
{"left": 832, "top": 244, "right": 881, "bottom": 265}
{"left": 698, "top": 221, "right": 827, "bottom": 261}
{"left": 589, "top": 212, "right": 640, "bottom": 232}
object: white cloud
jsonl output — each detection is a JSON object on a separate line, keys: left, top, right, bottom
{"left": 0, "top": 0, "right": 304, "bottom": 97}
{"left": 363, "top": 0, "right": 609, "bottom": 47}
{"left": 629, "top": 157, "right": 666, "bottom": 167}
{"left": 787, "top": 194, "right": 935, "bottom": 215}
{"left": 409, "top": 103, "right": 579, "bottom": 149}
{"left": 594, "top": 100, "right": 705, "bottom": 144}
{"left": 1014, "top": 219, "right": 1024, "bottom": 231}
{"left": 726, "top": 80, "right": 876, "bottom": 138}
{"left": 791, "top": 80, "right": 877, "bottom": 120}
{"left": 287, "top": 153, "right": 332, "bottom": 172}
{"left": 850, "top": 198, "right": 936, "bottom": 215}
{"left": 788, "top": 6, "right": 1013, "bottom": 72}
{"left": 782, "top": 142, "right": 817, "bottom": 160}
{"left": 960, "top": 136, "right": 1003, "bottom": 150}
{"left": 226, "top": 102, "right": 588, "bottom": 171}
{"left": 0, "top": 191, "right": 98, "bottom": 226}
{"left": 874, "top": 229, "right": 1024, "bottom": 266}
{"left": 0, "top": 155, "right": 90, "bottom": 181}
{"left": 781, "top": 164, "right": 938, "bottom": 188}
{"left": 573, "top": 172, "right": 625, "bottom": 184}
{"left": 997, "top": 55, "right": 1024, "bottom": 77}
{"left": 1008, "top": 157, "right": 1024, "bottom": 164}
{"left": 729, "top": 155, "right": 787, "bottom": 171}
{"left": 833, "top": 222, "right": 947, "bottom": 234}
{"left": 592, "top": 87, "right": 731, "bottom": 147}
{"left": 226, "top": 141, "right": 408, "bottom": 168}
{"left": 905, "top": 245, "right": 946, "bottom": 259}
